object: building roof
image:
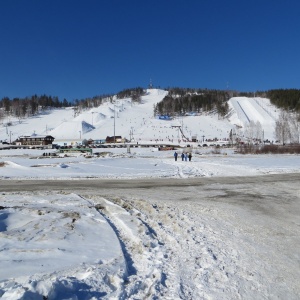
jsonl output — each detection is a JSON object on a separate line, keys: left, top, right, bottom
{"left": 18, "top": 135, "right": 55, "bottom": 139}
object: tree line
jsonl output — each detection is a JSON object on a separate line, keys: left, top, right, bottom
{"left": 154, "top": 88, "right": 232, "bottom": 118}
{"left": 266, "top": 89, "right": 300, "bottom": 111}
{"left": 0, "top": 87, "right": 145, "bottom": 124}
{"left": 116, "top": 87, "right": 145, "bottom": 100}
{"left": 71, "top": 87, "right": 146, "bottom": 117}
{"left": 72, "top": 94, "right": 112, "bottom": 116}
{"left": 0, "top": 95, "right": 71, "bottom": 123}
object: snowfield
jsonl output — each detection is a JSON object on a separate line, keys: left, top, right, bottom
{"left": 0, "top": 147, "right": 299, "bottom": 180}
{"left": 0, "top": 89, "right": 300, "bottom": 299}
{"left": 0, "top": 148, "right": 299, "bottom": 299}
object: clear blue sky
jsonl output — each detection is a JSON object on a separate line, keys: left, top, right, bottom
{"left": 1, "top": 0, "right": 300, "bottom": 101}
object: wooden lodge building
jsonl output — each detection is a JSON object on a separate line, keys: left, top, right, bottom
{"left": 15, "top": 135, "right": 55, "bottom": 148}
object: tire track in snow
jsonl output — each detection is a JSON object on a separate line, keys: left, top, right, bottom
{"left": 78, "top": 195, "right": 136, "bottom": 279}
{"left": 97, "top": 209, "right": 137, "bottom": 277}
{"left": 83, "top": 195, "right": 172, "bottom": 299}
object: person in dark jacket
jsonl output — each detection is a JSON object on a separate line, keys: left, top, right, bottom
{"left": 188, "top": 152, "right": 192, "bottom": 161}
{"left": 181, "top": 152, "right": 185, "bottom": 161}
{"left": 174, "top": 151, "right": 178, "bottom": 161}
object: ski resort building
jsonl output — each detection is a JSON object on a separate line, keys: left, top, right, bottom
{"left": 15, "top": 135, "right": 55, "bottom": 148}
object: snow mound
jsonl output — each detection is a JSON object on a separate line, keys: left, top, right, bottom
{"left": 50, "top": 121, "right": 94, "bottom": 139}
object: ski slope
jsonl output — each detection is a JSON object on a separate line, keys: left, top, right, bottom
{"left": 0, "top": 90, "right": 281, "bottom": 144}
{"left": 228, "top": 97, "right": 279, "bottom": 140}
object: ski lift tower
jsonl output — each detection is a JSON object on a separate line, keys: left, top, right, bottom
{"left": 172, "top": 125, "right": 181, "bottom": 139}
{"left": 171, "top": 125, "right": 190, "bottom": 141}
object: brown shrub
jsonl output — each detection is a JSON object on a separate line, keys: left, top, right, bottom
{"left": 236, "top": 144, "right": 300, "bottom": 154}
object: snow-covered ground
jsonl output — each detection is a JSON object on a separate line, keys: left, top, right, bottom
{"left": 2, "top": 182, "right": 299, "bottom": 300}
{"left": 1, "top": 147, "right": 300, "bottom": 299}
{"left": 0, "top": 89, "right": 299, "bottom": 299}
{"left": 0, "top": 147, "right": 299, "bottom": 180}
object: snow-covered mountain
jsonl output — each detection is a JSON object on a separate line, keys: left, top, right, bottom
{"left": 0, "top": 89, "right": 279, "bottom": 144}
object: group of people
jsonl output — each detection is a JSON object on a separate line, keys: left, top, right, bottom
{"left": 174, "top": 151, "right": 192, "bottom": 161}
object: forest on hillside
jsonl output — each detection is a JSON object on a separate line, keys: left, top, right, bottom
{"left": 0, "top": 95, "right": 71, "bottom": 123}
{"left": 266, "top": 89, "right": 300, "bottom": 111}
{"left": 153, "top": 88, "right": 232, "bottom": 117}
{"left": 0, "top": 87, "right": 144, "bottom": 123}
{"left": 71, "top": 88, "right": 146, "bottom": 116}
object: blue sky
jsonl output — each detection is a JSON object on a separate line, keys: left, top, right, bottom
{"left": 1, "top": 0, "right": 300, "bottom": 101}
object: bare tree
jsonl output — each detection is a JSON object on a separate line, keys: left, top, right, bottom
{"left": 255, "top": 121, "right": 263, "bottom": 142}
{"left": 244, "top": 120, "right": 256, "bottom": 143}
{"left": 289, "top": 113, "right": 300, "bottom": 143}
{"left": 274, "top": 111, "right": 291, "bottom": 145}
{"left": 244, "top": 121, "right": 263, "bottom": 144}
{"left": 0, "top": 108, "right": 4, "bottom": 124}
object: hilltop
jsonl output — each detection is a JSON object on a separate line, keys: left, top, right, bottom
{"left": 0, "top": 89, "right": 279, "bottom": 145}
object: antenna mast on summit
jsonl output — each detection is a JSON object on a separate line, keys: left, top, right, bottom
{"left": 149, "top": 78, "right": 153, "bottom": 89}
{"left": 226, "top": 81, "right": 230, "bottom": 99}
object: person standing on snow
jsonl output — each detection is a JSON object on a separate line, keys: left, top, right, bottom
{"left": 188, "top": 152, "right": 192, "bottom": 161}
{"left": 181, "top": 152, "right": 185, "bottom": 161}
{"left": 174, "top": 151, "right": 178, "bottom": 161}
{"left": 184, "top": 153, "right": 188, "bottom": 161}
